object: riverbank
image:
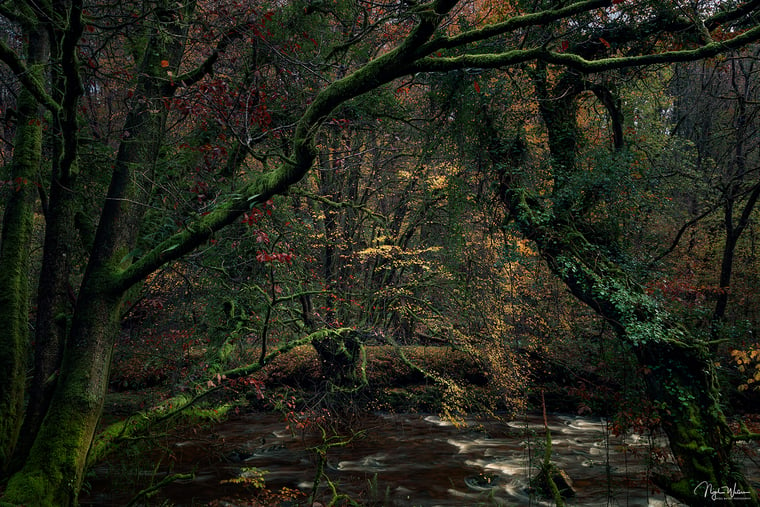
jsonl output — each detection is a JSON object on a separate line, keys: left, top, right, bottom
{"left": 105, "top": 343, "right": 581, "bottom": 420}
{"left": 93, "top": 343, "right": 760, "bottom": 506}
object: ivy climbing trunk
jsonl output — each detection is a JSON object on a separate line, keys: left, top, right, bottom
{"left": 0, "top": 25, "right": 48, "bottom": 473}
{"left": 525, "top": 220, "right": 758, "bottom": 505}
{"left": 489, "top": 65, "right": 759, "bottom": 505}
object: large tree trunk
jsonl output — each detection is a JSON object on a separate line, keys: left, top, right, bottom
{"left": 1, "top": 2, "right": 184, "bottom": 501}
{"left": 12, "top": 24, "right": 85, "bottom": 468}
{"left": 1, "top": 288, "right": 122, "bottom": 505}
{"left": 11, "top": 177, "right": 78, "bottom": 470}
{"left": 533, "top": 232, "right": 758, "bottom": 505}
{"left": 491, "top": 65, "right": 758, "bottom": 503}
{"left": 529, "top": 223, "right": 758, "bottom": 504}
{"left": 635, "top": 337, "right": 749, "bottom": 502}
{"left": 0, "top": 26, "right": 48, "bottom": 473}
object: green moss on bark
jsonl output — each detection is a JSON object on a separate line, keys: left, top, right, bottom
{"left": 2, "top": 291, "right": 123, "bottom": 506}
{"left": 0, "top": 65, "right": 45, "bottom": 471}
{"left": 2, "top": 400, "right": 94, "bottom": 506}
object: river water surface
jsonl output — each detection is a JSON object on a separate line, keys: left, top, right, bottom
{"left": 83, "top": 412, "right": 758, "bottom": 506}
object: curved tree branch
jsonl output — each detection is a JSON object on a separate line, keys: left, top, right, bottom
{"left": 0, "top": 39, "right": 61, "bottom": 113}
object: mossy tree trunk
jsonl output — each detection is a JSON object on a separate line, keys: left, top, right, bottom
{"left": 12, "top": 10, "right": 85, "bottom": 468}
{"left": 524, "top": 218, "right": 757, "bottom": 505}
{"left": 489, "top": 66, "right": 758, "bottom": 506}
{"left": 0, "top": 24, "right": 48, "bottom": 474}
{"left": 1, "top": 290, "right": 123, "bottom": 505}
{"left": 1, "top": 0, "right": 192, "bottom": 502}
{"left": 11, "top": 163, "right": 79, "bottom": 471}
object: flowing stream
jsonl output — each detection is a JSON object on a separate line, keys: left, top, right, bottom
{"left": 83, "top": 412, "right": 758, "bottom": 506}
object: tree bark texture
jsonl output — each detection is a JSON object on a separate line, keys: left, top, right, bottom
{"left": 13, "top": 21, "right": 85, "bottom": 466}
{"left": 1, "top": 2, "right": 187, "bottom": 501}
{"left": 492, "top": 68, "right": 759, "bottom": 504}
{"left": 0, "top": 26, "right": 47, "bottom": 473}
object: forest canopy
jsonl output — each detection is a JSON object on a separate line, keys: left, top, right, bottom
{"left": 1, "top": 0, "right": 760, "bottom": 505}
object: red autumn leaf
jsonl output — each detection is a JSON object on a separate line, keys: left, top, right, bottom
{"left": 160, "top": 60, "right": 169, "bottom": 68}
{"left": 473, "top": 81, "right": 481, "bottom": 93}
{"left": 561, "top": 40, "right": 569, "bottom": 51}
{"left": 600, "top": 37, "right": 611, "bottom": 48}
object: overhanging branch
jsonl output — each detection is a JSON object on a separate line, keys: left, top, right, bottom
{"left": 420, "top": 0, "right": 611, "bottom": 53}
{"left": 410, "top": 23, "right": 760, "bottom": 74}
